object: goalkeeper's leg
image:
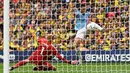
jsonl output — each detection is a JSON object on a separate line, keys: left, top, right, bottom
{"left": 33, "top": 61, "right": 56, "bottom": 71}
{"left": 9, "top": 59, "right": 29, "bottom": 71}
{"left": 43, "top": 61, "right": 56, "bottom": 71}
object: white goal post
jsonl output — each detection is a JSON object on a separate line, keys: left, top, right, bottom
{"left": 3, "top": 0, "right": 9, "bottom": 73}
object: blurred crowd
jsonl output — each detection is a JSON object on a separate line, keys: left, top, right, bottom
{"left": 0, "top": 0, "right": 3, "bottom": 50}
{"left": 0, "top": 0, "right": 129, "bottom": 51}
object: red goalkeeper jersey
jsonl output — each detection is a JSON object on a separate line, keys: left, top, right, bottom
{"left": 28, "top": 38, "right": 67, "bottom": 65}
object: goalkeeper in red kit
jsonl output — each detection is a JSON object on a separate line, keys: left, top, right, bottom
{"left": 9, "top": 35, "right": 79, "bottom": 71}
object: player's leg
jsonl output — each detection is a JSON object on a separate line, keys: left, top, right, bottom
{"left": 74, "top": 37, "right": 82, "bottom": 47}
{"left": 43, "top": 61, "right": 56, "bottom": 71}
{"left": 33, "top": 61, "right": 56, "bottom": 71}
{"left": 32, "top": 61, "right": 44, "bottom": 71}
{"left": 74, "top": 38, "right": 84, "bottom": 64}
{"left": 74, "top": 27, "right": 88, "bottom": 64}
{"left": 76, "top": 47, "right": 82, "bottom": 64}
{"left": 9, "top": 59, "right": 29, "bottom": 71}
{"left": 86, "top": 22, "right": 103, "bottom": 31}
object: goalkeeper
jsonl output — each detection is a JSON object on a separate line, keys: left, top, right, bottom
{"left": 9, "top": 35, "right": 79, "bottom": 71}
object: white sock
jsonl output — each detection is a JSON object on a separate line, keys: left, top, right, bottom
{"left": 76, "top": 48, "right": 82, "bottom": 64}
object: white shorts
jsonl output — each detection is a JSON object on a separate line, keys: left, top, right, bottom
{"left": 75, "top": 22, "right": 103, "bottom": 39}
{"left": 75, "top": 27, "right": 88, "bottom": 39}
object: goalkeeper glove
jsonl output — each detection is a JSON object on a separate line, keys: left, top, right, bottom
{"left": 69, "top": 60, "right": 79, "bottom": 65}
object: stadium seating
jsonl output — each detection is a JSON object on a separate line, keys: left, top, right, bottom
{"left": 0, "top": 0, "right": 129, "bottom": 51}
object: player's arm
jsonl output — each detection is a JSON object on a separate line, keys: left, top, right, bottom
{"left": 51, "top": 45, "right": 68, "bottom": 63}
{"left": 51, "top": 45, "right": 79, "bottom": 65}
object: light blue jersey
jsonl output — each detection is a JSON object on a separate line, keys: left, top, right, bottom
{"left": 75, "top": 10, "right": 90, "bottom": 30}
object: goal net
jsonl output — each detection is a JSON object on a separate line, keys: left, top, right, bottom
{"left": 2, "top": 0, "right": 130, "bottom": 73}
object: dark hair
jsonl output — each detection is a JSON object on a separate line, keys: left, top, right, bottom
{"left": 81, "top": 4, "right": 86, "bottom": 7}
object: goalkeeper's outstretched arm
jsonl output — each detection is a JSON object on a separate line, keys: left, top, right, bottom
{"left": 52, "top": 45, "right": 79, "bottom": 65}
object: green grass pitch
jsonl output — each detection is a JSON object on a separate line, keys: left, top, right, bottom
{"left": 0, "top": 63, "right": 130, "bottom": 73}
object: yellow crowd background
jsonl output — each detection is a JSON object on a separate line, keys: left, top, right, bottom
{"left": 0, "top": 0, "right": 129, "bottom": 51}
